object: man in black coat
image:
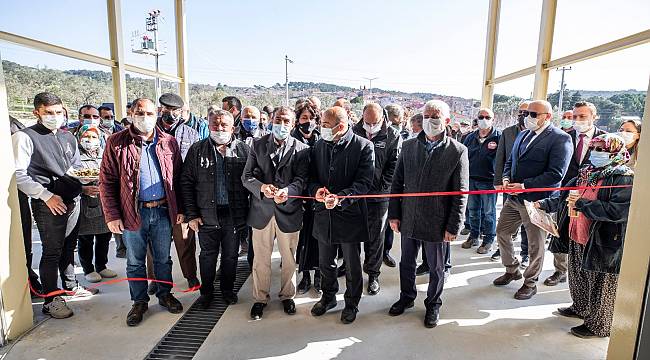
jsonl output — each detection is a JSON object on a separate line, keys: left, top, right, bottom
{"left": 352, "top": 103, "right": 402, "bottom": 295}
{"left": 309, "top": 106, "right": 374, "bottom": 324}
{"left": 242, "top": 106, "right": 310, "bottom": 320}
{"left": 388, "top": 100, "right": 469, "bottom": 328}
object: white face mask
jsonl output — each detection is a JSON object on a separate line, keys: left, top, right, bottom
{"left": 617, "top": 131, "right": 636, "bottom": 146}
{"left": 423, "top": 117, "right": 444, "bottom": 137}
{"left": 321, "top": 126, "right": 337, "bottom": 142}
{"left": 573, "top": 121, "right": 592, "bottom": 134}
{"left": 210, "top": 131, "right": 231, "bottom": 145}
{"left": 133, "top": 115, "right": 157, "bottom": 133}
{"left": 101, "top": 119, "right": 114, "bottom": 128}
{"left": 80, "top": 138, "right": 100, "bottom": 152}
{"left": 363, "top": 121, "right": 382, "bottom": 135}
{"left": 525, "top": 116, "right": 542, "bottom": 131}
{"left": 83, "top": 118, "right": 100, "bottom": 127}
{"left": 478, "top": 119, "right": 493, "bottom": 130}
{"left": 41, "top": 114, "right": 65, "bottom": 130}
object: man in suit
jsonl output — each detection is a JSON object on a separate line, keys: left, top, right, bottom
{"left": 492, "top": 101, "right": 531, "bottom": 264}
{"left": 543, "top": 101, "right": 607, "bottom": 287}
{"left": 388, "top": 100, "right": 468, "bottom": 328}
{"left": 242, "top": 106, "right": 310, "bottom": 320}
{"left": 309, "top": 106, "right": 374, "bottom": 324}
{"left": 493, "top": 100, "right": 572, "bottom": 300}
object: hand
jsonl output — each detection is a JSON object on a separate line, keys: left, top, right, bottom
{"left": 45, "top": 195, "right": 67, "bottom": 215}
{"left": 315, "top": 187, "right": 330, "bottom": 203}
{"left": 533, "top": 201, "right": 542, "bottom": 209}
{"left": 261, "top": 184, "right": 277, "bottom": 199}
{"left": 274, "top": 188, "right": 289, "bottom": 204}
{"left": 324, "top": 194, "right": 339, "bottom": 209}
{"left": 107, "top": 219, "right": 124, "bottom": 234}
{"left": 505, "top": 182, "right": 524, "bottom": 195}
{"left": 389, "top": 219, "right": 401, "bottom": 233}
{"left": 444, "top": 231, "right": 457, "bottom": 242}
{"left": 82, "top": 185, "right": 100, "bottom": 197}
{"left": 188, "top": 218, "right": 203, "bottom": 233}
{"left": 176, "top": 214, "right": 185, "bottom": 224}
{"left": 502, "top": 179, "right": 510, "bottom": 189}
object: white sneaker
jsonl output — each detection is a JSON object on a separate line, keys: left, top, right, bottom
{"left": 85, "top": 272, "right": 102, "bottom": 283}
{"left": 70, "top": 285, "right": 99, "bottom": 297}
{"left": 99, "top": 268, "right": 118, "bottom": 278}
{"left": 42, "top": 296, "right": 73, "bottom": 319}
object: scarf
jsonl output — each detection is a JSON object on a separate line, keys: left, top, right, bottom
{"left": 577, "top": 133, "right": 634, "bottom": 186}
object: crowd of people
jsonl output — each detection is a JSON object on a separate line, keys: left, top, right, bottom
{"left": 10, "top": 90, "right": 641, "bottom": 337}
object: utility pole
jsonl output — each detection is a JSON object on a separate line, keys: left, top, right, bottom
{"left": 363, "top": 77, "right": 378, "bottom": 101}
{"left": 133, "top": 10, "right": 165, "bottom": 102}
{"left": 285, "top": 55, "right": 293, "bottom": 106}
{"left": 557, "top": 66, "right": 572, "bottom": 114}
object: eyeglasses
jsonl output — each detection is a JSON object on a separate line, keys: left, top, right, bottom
{"left": 82, "top": 114, "right": 100, "bottom": 119}
{"left": 423, "top": 116, "right": 442, "bottom": 120}
{"left": 477, "top": 115, "right": 492, "bottom": 120}
{"left": 102, "top": 115, "right": 115, "bottom": 120}
{"left": 518, "top": 110, "right": 529, "bottom": 117}
{"left": 527, "top": 112, "right": 549, "bottom": 119}
{"left": 561, "top": 116, "right": 572, "bottom": 120}
{"left": 592, "top": 146, "right": 609, "bottom": 152}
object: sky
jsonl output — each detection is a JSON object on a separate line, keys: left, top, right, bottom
{"left": 0, "top": 0, "right": 649, "bottom": 100}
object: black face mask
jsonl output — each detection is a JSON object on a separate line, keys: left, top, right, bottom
{"left": 517, "top": 114, "right": 525, "bottom": 126}
{"left": 162, "top": 113, "right": 181, "bottom": 125}
{"left": 298, "top": 122, "right": 313, "bottom": 134}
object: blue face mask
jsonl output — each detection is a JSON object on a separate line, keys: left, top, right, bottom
{"left": 589, "top": 151, "right": 612, "bottom": 168}
{"left": 272, "top": 123, "right": 290, "bottom": 140}
{"left": 267, "top": 122, "right": 273, "bottom": 131}
{"left": 242, "top": 118, "right": 258, "bottom": 132}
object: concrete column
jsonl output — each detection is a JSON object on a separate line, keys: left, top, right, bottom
{"left": 175, "top": 0, "right": 189, "bottom": 103}
{"left": 106, "top": 0, "right": 127, "bottom": 121}
{"left": 531, "top": 0, "right": 557, "bottom": 100}
{"left": 481, "top": 0, "right": 501, "bottom": 108}
{"left": 0, "top": 51, "right": 34, "bottom": 342}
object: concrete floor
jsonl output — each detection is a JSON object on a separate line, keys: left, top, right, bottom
{"left": 4, "top": 212, "right": 609, "bottom": 360}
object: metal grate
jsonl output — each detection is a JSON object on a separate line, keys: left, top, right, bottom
{"left": 144, "top": 259, "right": 251, "bottom": 360}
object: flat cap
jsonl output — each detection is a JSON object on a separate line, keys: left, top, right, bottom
{"left": 159, "top": 93, "right": 184, "bottom": 108}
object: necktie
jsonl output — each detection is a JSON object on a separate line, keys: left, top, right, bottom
{"left": 575, "top": 133, "right": 586, "bottom": 163}
{"left": 519, "top": 131, "right": 534, "bottom": 155}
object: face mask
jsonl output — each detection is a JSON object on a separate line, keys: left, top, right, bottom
{"left": 363, "top": 121, "right": 382, "bottom": 135}
{"left": 460, "top": 126, "right": 471, "bottom": 134}
{"left": 162, "top": 113, "right": 180, "bottom": 125}
{"left": 517, "top": 114, "right": 526, "bottom": 127}
{"left": 272, "top": 123, "right": 290, "bottom": 140}
{"left": 41, "top": 114, "right": 66, "bottom": 130}
{"left": 101, "top": 119, "right": 114, "bottom": 128}
{"left": 83, "top": 118, "right": 100, "bottom": 127}
{"left": 242, "top": 118, "right": 258, "bottom": 132}
{"left": 617, "top": 131, "right": 636, "bottom": 146}
{"left": 525, "top": 116, "right": 541, "bottom": 131}
{"left": 573, "top": 121, "right": 592, "bottom": 134}
{"left": 560, "top": 119, "right": 573, "bottom": 129}
{"left": 321, "top": 126, "right": 337, "bottom": 142}
{"left": 80, "top": 138, "right": 100, "bottom": 152}
{"left": 589, "top": 150, "right": 612, "bottom": 168}
{"left": 298, "top": 122, "right": 313, "bottom": 134}
{"left": 477, "top": 119, "right": 493, "bottom": 130}
{"left": 210, "top": 131, "right": 232, "bottom": 145}
{"left": 267, "top": 122, "right": 273, "bottom": 131}
{"left": 423, "top": 118, "right": 444, "bottom": 137}
{"left": 133, "top": 115, "right": 157, "bottom": 133}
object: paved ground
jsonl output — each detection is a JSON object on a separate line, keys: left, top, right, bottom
{"left": 4, "top": 217, "right": 608, "bottom": 360}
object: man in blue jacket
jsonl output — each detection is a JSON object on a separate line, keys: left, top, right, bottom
{"left": 461, "top": 108, "right": 501, "bottom": 255}
{"left": 493, "top": 100, "right": 572, "bottom": 300}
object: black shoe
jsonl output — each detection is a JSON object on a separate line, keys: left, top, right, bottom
{"left": 383, "top": 253, "right": 396, "bottom": 268}
{"left": 389, "top": 298, "right": 414, "bottom": 316}
{"left": 147, "top": 282, "right": 158, "bottom": 296}
{"left": 460, "top": 227, "right": 471, "bottom": 236}
{"left": 297, "top": 272, "right": 312, "bottom": 295}
{"left": 557, "top": 306, "right": 583, "bottom": 319}
{"left": 341, "top": 305, "right": 358, "bottom": 324}
{"left": 196, "top": 294, "right": 213, "bottom": 310}
{"left": 337, "top": 263, "right": 346, "bottom": 278}
{"left": 250, "top": 302, "right": 266, "bottom": 320}
{"left": 367, "top": 276, "right": 380, "bottom": 296}
{"left": 223, "top": 291, "right": 238, "bottom": 305}
{"left": 187, "top": 278, "right": 201, "bottom": 289}
{"left": 159, "top": 293, "right": 183, "bottom": 314}
{"left": 116, "top": 249, "right": 127, "bottom": 258}
{"left": 314, "top": 272, "right": 322, "bottom": 293}
{"left": 490, "top": 249, "right": 501, "bottom": 262}
{"left": 311, "top": 298, "right": 337, "bottom": 316}
{"left": 424, "top": 307, "right": 440, "bottom": 328}
{"left": 282, "top": 299, "right": 296, "bottom": 315}
{"left": 416, "top": 263, "right": 429, "bottom": 276}
{"left": 126, "top": 302, "right": 148, "bottom": 327}
{"left": 571, "top": 324, "right": 598, "bottom": 339}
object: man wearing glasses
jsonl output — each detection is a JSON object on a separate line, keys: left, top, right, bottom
{"left": 98, "top": 105, "right": 124, "bottom": 136}
{"left": 461, "top": 108, "right": 501, "bottom": 255}
{"left": 493, "top": 100, "right": 572, "bottom": 300}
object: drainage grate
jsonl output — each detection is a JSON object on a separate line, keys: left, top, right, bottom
{"left": 144, "top": 259, "right": 251, "bottom": 360}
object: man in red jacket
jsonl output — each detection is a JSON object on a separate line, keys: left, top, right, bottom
{"left": 100, "top": 98, "right": 184, "bottom": 327}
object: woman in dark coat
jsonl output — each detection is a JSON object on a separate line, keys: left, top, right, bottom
{"left": 537, "top": 133, "right": 633, "bottom": 339}
{"left": 292, "top": 99, "right": 322, "bottom": 294}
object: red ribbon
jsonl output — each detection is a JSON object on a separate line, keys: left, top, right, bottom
{"left": 29, "top": 278, "right": 200, "bottom": 298}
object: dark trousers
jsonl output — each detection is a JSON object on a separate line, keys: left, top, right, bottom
{"left": 19, "top": 191, "right": 39, "bottom": 283}
{"left": 319, "top": 241, "right": 362, "bottom": 308}
{"left": 364, "top": 202, "right": 389, "bottom": 277}
{"left": 400, "top": 238, "right": 446, "bottom": 310}
{"left": 198, "top": 209, "right": 238, "bottom": 296}
{"left": 31, "top": 199, "right": 79, "bottom": 301}
{"left": 421, "top": 242, "right": 451, "bottom": 270}
{"left": 384, "top": 220, "right": 394, "bottom": 255}
{"left": 78, "top": 232, "right": 112, "bottom": 274}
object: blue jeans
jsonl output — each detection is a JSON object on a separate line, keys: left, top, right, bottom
{"left": 123, "top": 206, "right": 173, "bottom": 303}
{"left": 468, "top": 179, "right": 497, "bottom": 245}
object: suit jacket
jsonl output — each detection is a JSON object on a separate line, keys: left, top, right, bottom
{"left": 503, "top": 124, "right": 573, "bottom": 202}
{"left": 242, "top": 134, "right": 310, "bottom": 233}
{"left": 308, "top": 129, "right": 374, "bottom": 244}
{"left": 388, "top": 132, "right": 469, "bottom": 242}
{"left": 494, "top": 124, "right": 522, "bottom": 186}
{"left": 562, "top": 127, "right": 608, "bottom": 185}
